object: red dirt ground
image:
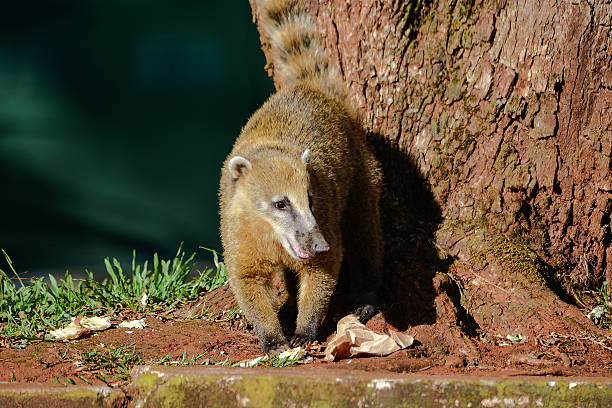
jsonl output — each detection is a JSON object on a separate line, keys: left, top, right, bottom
{"left": 1, "top": 285, "right": 610, "bottom": 386}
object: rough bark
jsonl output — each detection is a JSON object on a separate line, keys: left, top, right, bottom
{"left": 249, "top": 0, "right": 611, "bottom": 357}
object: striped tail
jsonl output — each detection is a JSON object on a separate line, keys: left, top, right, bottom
{"left": 255, "top": 0, "right": 346, "bottom": 99}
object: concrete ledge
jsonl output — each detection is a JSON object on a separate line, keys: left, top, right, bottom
{"left": 1, "top": 367, "right": 610, "bottom": 407}
{"left": 0, "top": 384, "right": 124, "bottom": 408}
{"left": 130, "top": 366, "right": 612, "bottom": 408}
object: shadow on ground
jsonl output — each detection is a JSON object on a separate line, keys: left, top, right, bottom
{"left": 368, "top": 135, "right": 448, "bottom": 331}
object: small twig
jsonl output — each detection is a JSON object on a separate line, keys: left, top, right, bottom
{"left": 552, "top": 332, "right": 612, "bottom": 352}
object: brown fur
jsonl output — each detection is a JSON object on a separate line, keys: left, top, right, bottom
{"left": 219, "top": 0, "right": 382, "bottom": 353}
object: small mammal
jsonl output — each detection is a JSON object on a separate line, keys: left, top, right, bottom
{"left": 219, "top": 0, "right": 383, "bottom": 354}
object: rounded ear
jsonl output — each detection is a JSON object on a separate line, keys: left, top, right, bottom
{"left": 228, "top": 156, "right": 252, "bottom": 179}
{"left": 301, "top": 148, "right": 311, "bottom": 165}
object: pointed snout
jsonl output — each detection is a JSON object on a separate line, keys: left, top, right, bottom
{"left": 311, "top": 233, "right": 330, "bottom": 255}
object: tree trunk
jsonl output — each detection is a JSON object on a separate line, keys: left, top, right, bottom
{"left": 249, "top": 0, "right": 611, "bottom": 359}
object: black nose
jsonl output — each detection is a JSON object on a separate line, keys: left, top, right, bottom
{"left": 312, "top": 242, "right": 330, "bottom": 254}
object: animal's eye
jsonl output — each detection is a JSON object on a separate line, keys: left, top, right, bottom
{"left": 274, "top": 200, "right": 287, "bottom": 210}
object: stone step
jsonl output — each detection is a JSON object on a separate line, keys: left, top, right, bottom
{"left": 0, "top": 384, "right": 123, "bottom": 408}
{"left": 129, "top": 366, "right": 612, "bottom": 408}
{"left": 2, "top": 367, "right": 611, "bottom": 407}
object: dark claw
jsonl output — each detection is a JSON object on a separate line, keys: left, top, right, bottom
{"left": 352, "top": 304, "right": 379, "bottom": 323}
{"left": 290, "top": 333, "right": 315, "bottom": 347}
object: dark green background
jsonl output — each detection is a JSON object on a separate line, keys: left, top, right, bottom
{"left": 0, "top": 1, "right": 274, "bottom": 273}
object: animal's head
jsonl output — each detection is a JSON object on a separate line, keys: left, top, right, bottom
{"left": 227, "top": 148, "right": 330, "bottom": 260}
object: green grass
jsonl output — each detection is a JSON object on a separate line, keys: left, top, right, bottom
{"left": 26, "top": 344, "right": 302, "bottom": 385}
{"left": 0, "top": 245, "right": 227, "bottom": 348}
{"left": 592, "top": 281, "right": 611, "bottom": 329}
{"left": 154, "top": 350, "right": 234, "bottom": 367}
{"left": 77, "top": 343, "right": 143, "bottom": 382}
{"left": 152, "top": 349, "right": 304, "bottom": 368}
{"left": 599, "top": 281, "right": 610, "bottom": 310}
{"left": 262, "top": 353, "right": 305, "bottom": 367}
{"left": 50, "top": 346, "right": 304, "bottom": 384}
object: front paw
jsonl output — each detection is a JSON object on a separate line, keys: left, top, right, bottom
{"left": 266, "top": 343, "right": 290, "bottom": 355}
{"left": 290, "top": 332, "right": 315, "bottom": 347}
{"left": 261, "top": 336, "right": 290, "bottom": 355}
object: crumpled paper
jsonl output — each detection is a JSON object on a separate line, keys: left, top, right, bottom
{"left": 324, "top": 315, "right": 414, "bottom": 361}
{"left": 49, "top": 316, "right": 111, "bottom": 340}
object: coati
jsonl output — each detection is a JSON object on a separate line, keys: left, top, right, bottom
{"left": 219, "top": 0, "right": 383, "bottom": 354}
